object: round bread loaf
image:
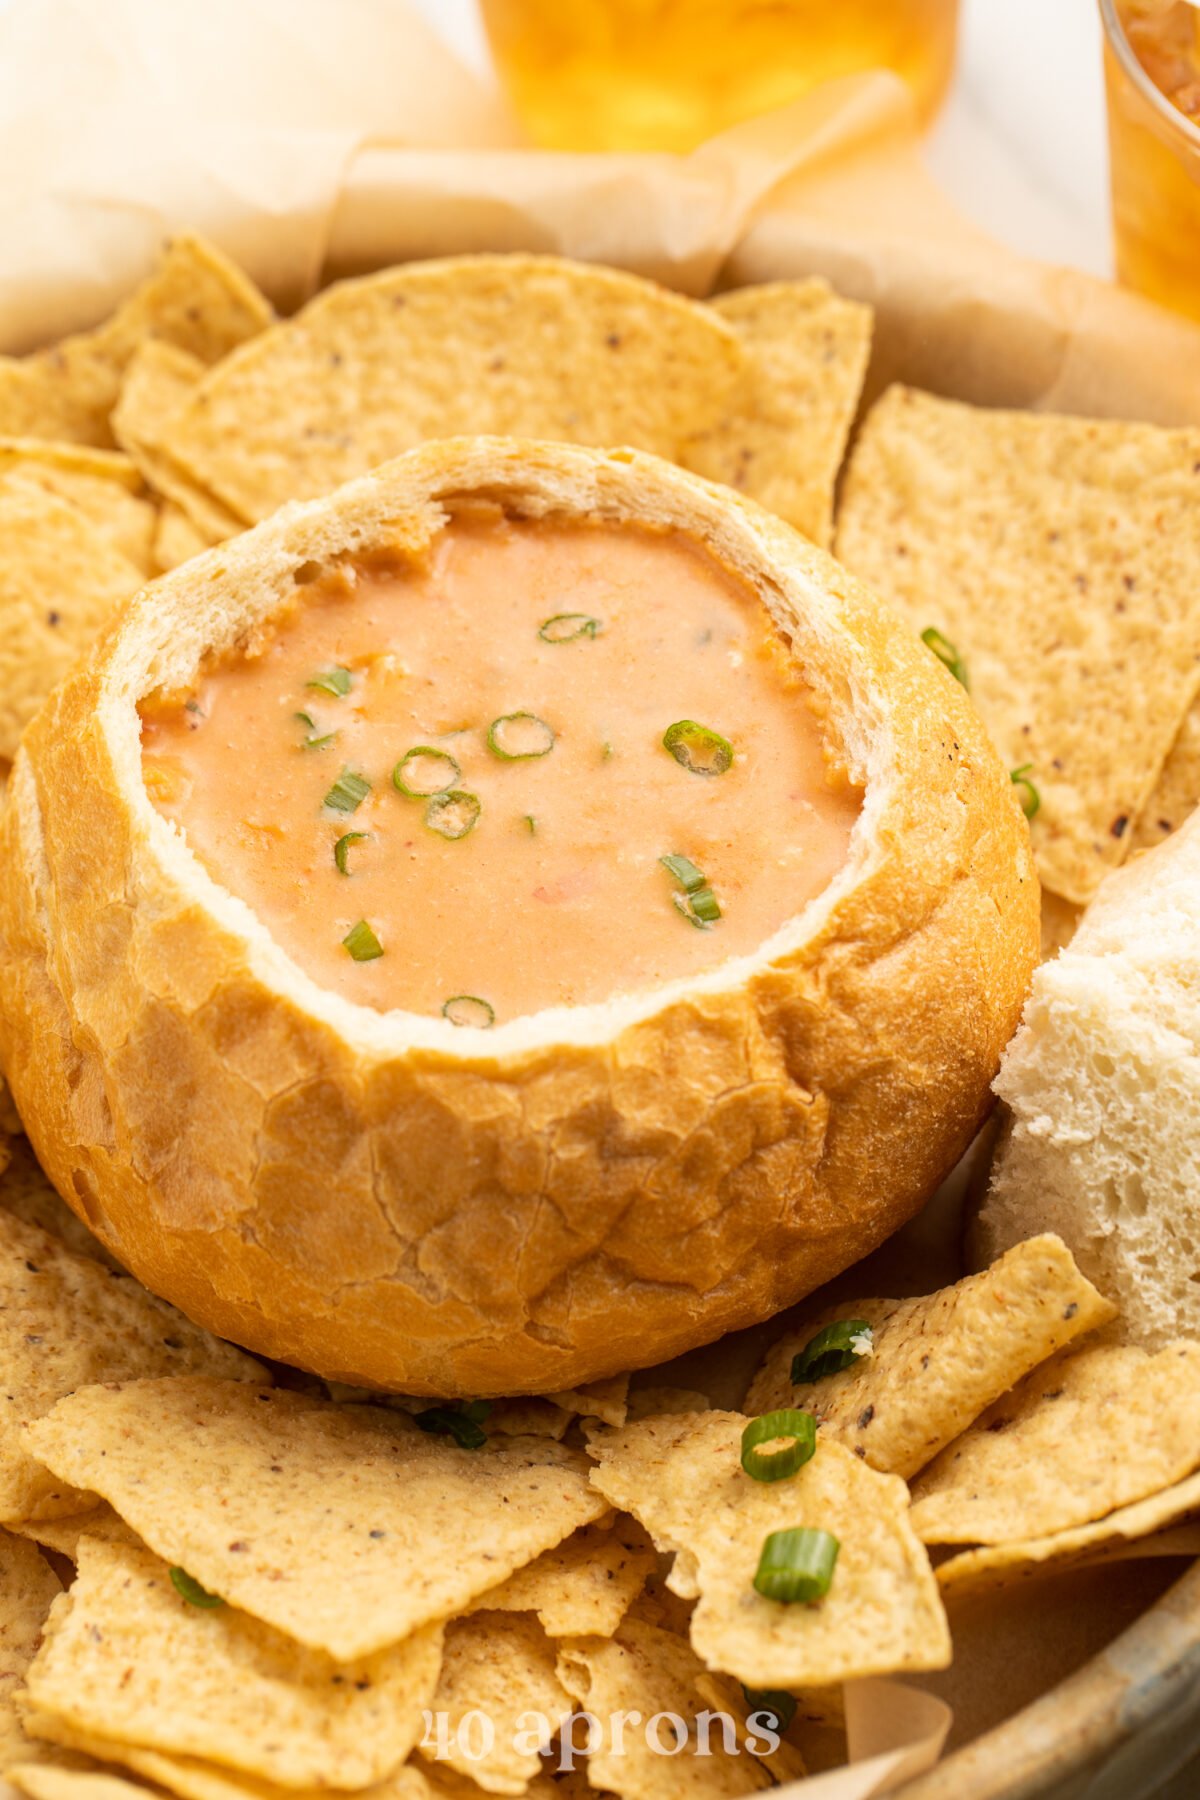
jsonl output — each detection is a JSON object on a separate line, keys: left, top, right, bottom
{"left": 0, "top": 439, "right": 1039, "bottom": 1393}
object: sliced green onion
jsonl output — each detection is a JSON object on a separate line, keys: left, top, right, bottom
{"left": 169, "top": 1566, "right": 224, "bottom": 1608}
{"left": 539, "top": 612, "right": 602, "bottom": 643}
{"left": 790, "top": 1319, "right": 873, "bottom": 1385}
{"left": 394, "top": 746, "right": 462, "bottom": 799}
{"left": 294, "top": 711, "right": 336, "bottom": 752}
{"left": 1011, "top": 764, "right": 1041, "bottom": 820}
{"left": 415, "top": 1405, "right": 487, "bottom": 1450}
{"left": 487, "top": 712, "right": 555, "bottom": 760}
{"left": 663, "top": 719, "right": 734, "bottom": 777}
{"left": 753, "top": 1528, "right": 840, "bottom": 1604}
{"left": 343, "top": 920, "right": 383, "bottom": 962}
{"left": 442, "top": 995, "right": 495, "bottom": 1029}
{"left": 307, "top": 667, "right": 353, "bottom": 697}
{"left": 333, "top": 832, "right": 368, "bottom": 875}
{"left": 324, "top": 768, "right": 371, "bottom": 813}
{"left": 740, "top": 1410, "right": 817, "bottom": 1483}
{"left": 523, "top": 815, "right": 537, "bottom": 835}
{"left": 662, "top": 854, "right": 722, "bottom": 930}
{"left": 425, "top": 790, "right": 481, "bottom": 839}
{"left": 742, "top": 1688, "right": 797, "bottom": 1733}
{"left": 920, "top": 628, "right": 968, "bottom": 690}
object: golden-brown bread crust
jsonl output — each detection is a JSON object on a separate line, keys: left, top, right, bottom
{"left": 0, "top": 439, "right": 1039, "bottom": 1394}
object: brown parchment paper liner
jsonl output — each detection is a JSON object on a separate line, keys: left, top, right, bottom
{"left": 2, "top": 2, "right": 1198, "bottom": 1792}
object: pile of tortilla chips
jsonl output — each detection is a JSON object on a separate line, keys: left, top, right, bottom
{"left": 2, "top": 1101, "right": 1200, "bottom": 1800}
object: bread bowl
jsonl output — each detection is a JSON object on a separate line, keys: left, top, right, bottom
{"left": 0, "top": 437, "right": 1038, "bottom": 1393}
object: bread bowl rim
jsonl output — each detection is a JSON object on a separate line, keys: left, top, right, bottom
{"left": 94, "top": 435, "right": 894, "bottom": 1061}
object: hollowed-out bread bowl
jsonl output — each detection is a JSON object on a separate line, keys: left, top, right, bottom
{"left": 0, "top": 438, "right": 1038, "bottom": 1394}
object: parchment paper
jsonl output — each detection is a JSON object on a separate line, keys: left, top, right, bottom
{"left": 1, "top": 1, "right": 1198, "bottom": 1792}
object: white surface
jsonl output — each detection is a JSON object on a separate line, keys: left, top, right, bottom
{"left": 411, "top": 0, "right": 1115, "bottom": 279}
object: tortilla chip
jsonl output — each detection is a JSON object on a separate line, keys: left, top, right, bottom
{"left": 910, "top": 1341, "right": 1200, "bottom": 1545}
{"left": 7, "top": 1773, "right": 148, "bottom": 1800}
{"left": 1132, "top": 694, "right": 1200, "bottom": 849}
{"left": 743, "top": 1235, "right": 1116, "bottom": 1480}
{"left": 0, "top": 1210, "right": 264, "bottom": 1523}
{"left": 587, "top": 1412, "right": 949, "bottom": 1688}
{"left": 470, "top": 1516, "right": 655, "bottom": 1638}
{"left": 25, "top": 1537, "right": 440, "bottom": 1789}
{"left": 0, "top": 1136, "right": 122, "bottom": 1270}
{"left": 0, "top": 235, "right": 272, "bottom": 448}
{"left": 1041, "top": 890, "right": 1084, "bottom": 961}
{"left": 691, "top": 1671, "right": 809, "bottom": 1785}
{"left": 626, "top": 1387, "right": 713, "bottom": 1423}
{"left": 937, "top": 1467, "right": 1200, "bottom": 1599}
{"left": 684, "top": 279, "right": 872, "bottom": 548}
{"left": 159, "top": 255, "right": 744, "bottom": 524}
{"left": 0, "top": 1530, "right": 64, "bottom": 1768}
{"left": 417, "top": 1611, "right": 572, "bottom": 1795}
{"left": 557, "top": 1618, "right": 776, "bottom": 1798}
{"left": 623, "top": 1570, "right": 697, "bottom": 1638}
{"left": 545, "top": 1374, "right": 631, "bottom": 1428}
{"left": 0, "top": 441, "right": 155, "bottom": 573}
{"left": 153, "top": 502, "right": 214, "bottom": 573}
{"left": 24, "top": 1376, "right": 608, "bottom": 1660}
{"left": 0, "top": 484, "right": 144, "bottom": 758}
{"left": 7, "top": 1506, "right": 139, "bottom": 1561}
{"left": 112, "top": 343, "right": 242, "bottom": 543}
{"left": 835, "top": 385, "right": 1200, "bottom": 904}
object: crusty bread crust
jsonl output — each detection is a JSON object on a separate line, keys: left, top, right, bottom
{"left": 0, "top": 440, "right": 1039, "bottom": 1393}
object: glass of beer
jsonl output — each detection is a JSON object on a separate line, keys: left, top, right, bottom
{"left": 1101, "top": 0, "right": 1200, "bottom": 320}
{"left": 480, "top": 0, "right": 961, "bottom": 153}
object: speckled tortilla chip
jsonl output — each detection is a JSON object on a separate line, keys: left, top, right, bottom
{"left": 23, "top": 1376, "right": 608, "bottom": 1660}
{"left": 0, "top": 484, "right": 144, "bottom": 758}
{"left": 159, "top": 255, "right": 744, "bottom": 524}
{"left": 417, "top": 1611, "right": 572, "bottom": 1795}
{"left": 0, "top": 1530, "right": 63, "bottom": 1768}
{"left": 0, "top": 1213, "right": 263, "bottom": 1524}
{"left": 557, "top": 1618, "right": 777, "bottom": 1797}
{"left": 937, "top": 1467, "right": 1200, "bottom": 1599}
{"left": 0, "top": 1136, "right": 122, "bottom": 1270}
{"left": 153, "top": 501, "right": 215, "bottom": 573}
{"left": 626, "top": 1386, "right": 713, "bottom": 1422}
{"left": 744, "top": 1235, "right": 1115, "bottom": 1480}
{"left": 691, "top": 1671, "right": 809, "bottom": 1785}
{"left": 0, "top": 441, "right": 155, "bottom": 574}
{"left": 836, "top": 385, "right": 1200, "bottom": 904}
{"left": 684, "top": 279, "right": 872, "bottom": 548}
{"left": 587, "top": 1412, "right": 949, "bottom": 1688}
{"left": 112, "top": 342, "right": 242, "bottom": 544}
{"left": 0, "top": 235, "right": 271, "bottom": 448}
{"left": 546, "top": 1373, "right": 630, "bottom": 1428}
{"left": 470, "top": 1516, "right": 655, "bottom": 1638}
{"left": 1132, "top": 695, "right": 1200, "bottom": 849}
{"left": 7, "top": 1506, "right": 139, "bottom": 1560}
{"left": 910, "top": 1342, "right": 1200, "bottom": 1545}
{"left": 7, "top": 1772, "right": 150, "bottom": 1800}
{"left": 25, "top": 1537, "right": 441, "bottom": 1789}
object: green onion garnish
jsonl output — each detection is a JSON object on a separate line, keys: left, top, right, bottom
{"left": 523, "top": 815, "right": 537, "bottom": 834}
{"left": 342, "top": 920, "right": 383, "bottom": 962}
{"left": 415, "top": 1405, "right": 488, "bottom": 1450}
{"left": 294, "top": 711, "right": 336, "bottom": 751}
{"left": 920, "top": 628, "right": 968, "bottom": 689}
{"left": 307, "top": 667, "right": 353, "bottom": 698}
{"left": 742, "top": 1688, "right": 797, "bottom": 1733}
{"left": 790, "top": 1320, "right": 873, "bottom": 1385}
{"left": 740, "top": 1410, "right": 818, "bottom": 1483}
{"left": 539, "top": 613, "right": 602, "bottom": 643}
{"left": 663, "top": 719, "right": 734, "bottom": 777}
{"left": 753, "top": 1528, "right": 839, "bottom": 1605}
{"left": 425, "top": 790, "right": 481, "bottom": 840}
{"left": 661, "top": 854, "right": 722, "bottom": 930}
{"left": 394, "top": 746, "right": 462, "bottom": 799}
{"left": 169, "top": 1566, "right": 224, "bottom": 1608}
{"left": 487, "top": 713, "right": 555, "bottom": 760}
{"left": 324, "top": 768, "right": 371, "bottom": 813}
{"left": 442, "top": 995, "right": 495, "bottom": 1029}
{"left": 1011, "top": 764, "right": 1041, "bottom": 820}
{"left": 333, "top": 832, "right": 368, "bottom": 875}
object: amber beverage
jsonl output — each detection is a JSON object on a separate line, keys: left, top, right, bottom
{"left": 1102, "top": 0, "right": 1200, "bottom": 320}
{"left": 481, "top": 0, "right": 960, "bottom": 152}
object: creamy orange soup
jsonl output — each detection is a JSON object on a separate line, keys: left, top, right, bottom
{"left": 141, "top": 515, "right": 859, "bottom": 1024}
